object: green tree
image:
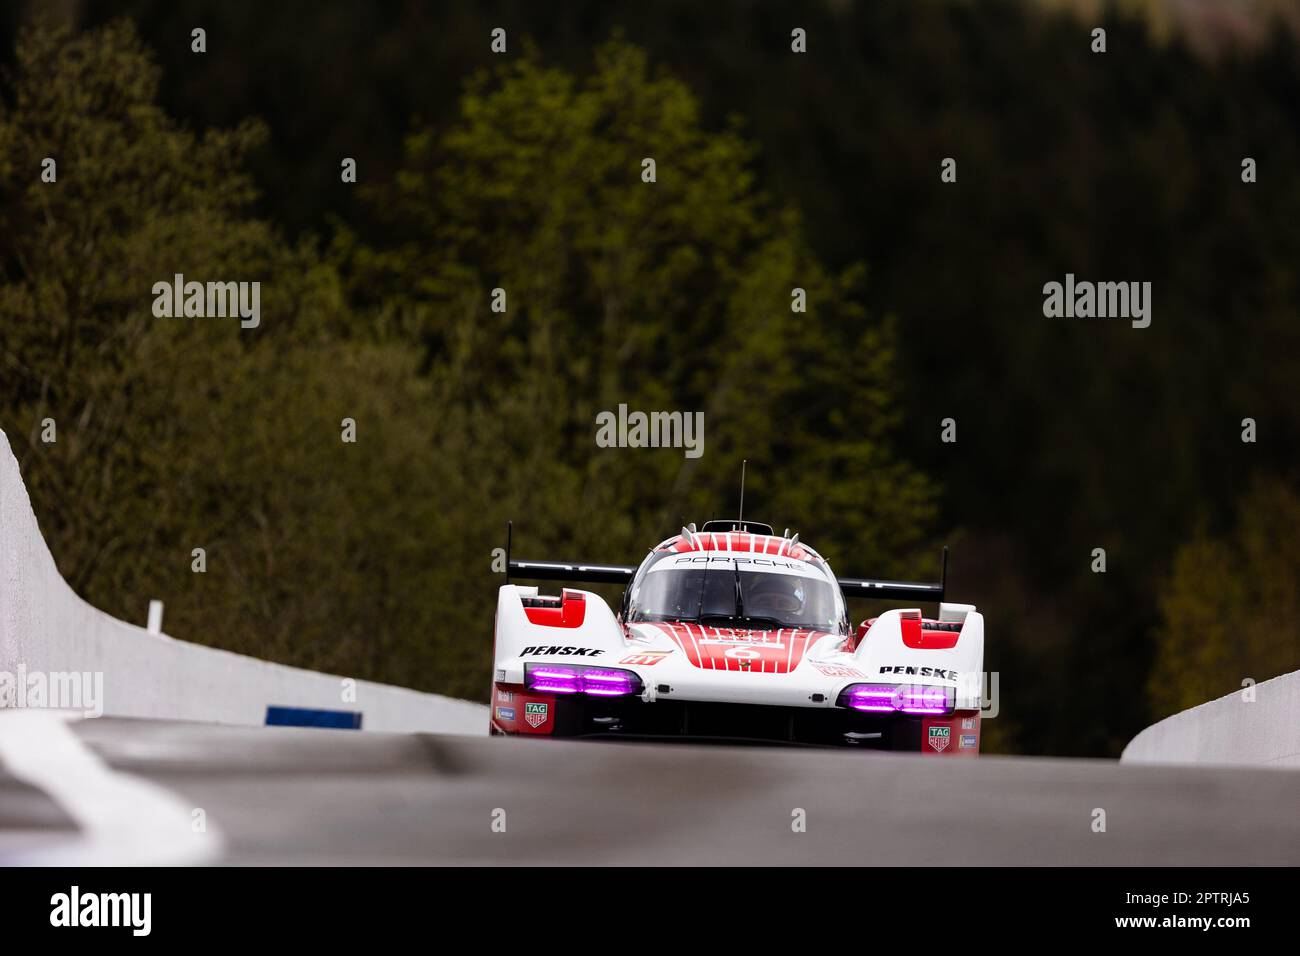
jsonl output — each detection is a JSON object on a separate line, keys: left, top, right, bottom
{"left": 0, "top": 21, "right": 476, "bottom": 694}
{"left": 0, "top": 17, "right": 280, "bottom": 595}
{"left": 1148, "top": 476, "right": 1300, "bottom": 717}
{"left": 355, "top": 40, "right": 936, "bottom": 584}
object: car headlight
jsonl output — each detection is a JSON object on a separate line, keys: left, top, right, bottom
{"left": 837, "top": 683, "right": 954, "bottom": 716}
{"left": 524, "top": 663, "right": 643, "bottom": 697}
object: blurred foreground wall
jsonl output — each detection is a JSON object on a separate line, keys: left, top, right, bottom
{"left": 0, "top": 428, "right": 487, "bottom": 733}
{"left": 1122, "top": 670, "right": 1300, "bottom": 767}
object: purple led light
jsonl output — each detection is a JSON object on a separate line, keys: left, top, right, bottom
{"left": 841, "top": 683, "right": 953, "bottom": 715}
{"left": 527, "top": 664, "right": 582, "bottom": 694}
{"left": 531, "top": 680, "right": 581, "bottom": 694}
{"left": 901, "top": 686, "right": 954, "bottom": 715}
{"left": 580, "top": 669, "right": 628, "bottom": 682}
{"left": 844, "top": 685, "right": 899, "bottom": 712}
{"left": 530, "top": 666, "right": 579, "bottom": 680}
{"left": 525, "top": 663, "right": 642, "bottom": 697}
{"left": 579, "top": 668, "right": 639, "bottom": 696}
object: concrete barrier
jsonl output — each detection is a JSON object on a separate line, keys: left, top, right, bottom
{"left": 0, "top": 427, "right": 486, "bottom": 734}
{"left": 1121, "top": 670, "right": 1300, "bottom": 767}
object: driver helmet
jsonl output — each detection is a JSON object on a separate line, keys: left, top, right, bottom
{"left": 747, "top": 574, "right": 806, "bottom": 615}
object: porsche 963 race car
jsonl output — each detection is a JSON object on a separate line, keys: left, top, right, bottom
{"left": 491, "top": 520, "right": 984, "bottom": 753}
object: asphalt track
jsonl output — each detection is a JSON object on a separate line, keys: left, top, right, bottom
{"left": 2, "top": 715, "right": 1299, "bottom": 865}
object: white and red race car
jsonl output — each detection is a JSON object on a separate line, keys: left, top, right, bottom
{"left": 490, "top": 520, "right": 984, "bottom": 753}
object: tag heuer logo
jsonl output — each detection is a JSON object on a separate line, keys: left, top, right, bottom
{"left": 524, "top": 702, "right": 549, "bottom": 728}
{"left": 928, "top": 726, "right": 951, "bottom": 752}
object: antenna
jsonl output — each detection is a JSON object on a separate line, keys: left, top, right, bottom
{"left": 738, "top": 459, "right": 747, "bottom": 526}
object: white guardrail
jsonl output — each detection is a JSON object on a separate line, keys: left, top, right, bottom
{"left": 0, "top": 427, "right": 487, "bottom": 734}
{"left": 1122, "top": 670, "right": 1300, "bottom": 767}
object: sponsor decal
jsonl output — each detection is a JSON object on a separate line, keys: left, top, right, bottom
{"left": 961, "top": 716, "right": 975, "bottom": 730}
{"left": 495, "top": 669, "right": 506, "bottom": 681}
{"left": 928, "top": 726, "right": 951, "bottom": 753}
{"left": 960, "top": 734, "right": 977, "bottom": 749}
{"left": 496, "top": 689, "right": 515, "bottom": 703}
{"left": 724, "top": 647, "right": 757, "bottom": 671}
{"left": 700, "top": 635, "right": 784, "bottom": 647}
{"left": 813, "top": 663, "right": 865, "bottom": 678}
{"left": 671, "top": 554, "right": 810, "bottom": 573}
{"left": 524, "top": 702, "right": 549, "bottom": 728}
{"left": 495, "top": 706, "right": 516, "bottom": 721}
{"left": 521, "top": 645, "right": 605, "bottom": 657}
{"left": 621, "top": 651, "right": 672, "bottom": 665}
{"left": 879, "top": 665, "right": 958, "bottom": 681}
{"left": 656, "top": 622, "right": 820, "bottom": 674}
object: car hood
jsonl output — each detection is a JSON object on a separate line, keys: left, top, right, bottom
{"left": 627, "top": 621, "right": 836, "bottom": 674}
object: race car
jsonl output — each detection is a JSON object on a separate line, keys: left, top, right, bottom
{"left": 490, "top": 519, "right": 984, "bottom": 753}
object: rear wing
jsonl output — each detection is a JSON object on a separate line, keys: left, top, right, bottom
{"left": 504, "top": 523, "right": 636, "bottom": 585}
{"left": 505, "top": 522, "right": 948, "bottom": 602}
{"left": 837, "top": 547, "right": 947, "bottom": 603}
{"left": 507, "top": 559, "right": 636, "bottom": 585}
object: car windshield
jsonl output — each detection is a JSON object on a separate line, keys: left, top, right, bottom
{"left": 627, "top": 553, "right": 844, "bottom": 632}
